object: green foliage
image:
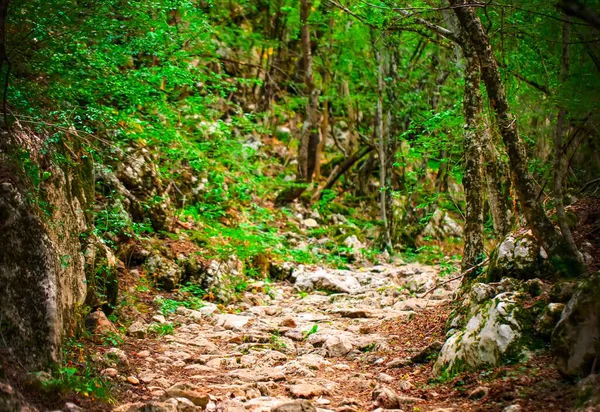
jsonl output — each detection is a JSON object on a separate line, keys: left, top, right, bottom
{"left": 149, "top": 322, "right": 175, "bottom": 336}
{"left": 302, "top": 324, "right": 319, "bottom": 340}
{"left": 35, "top": 340, "right": 113, "bottom": 401}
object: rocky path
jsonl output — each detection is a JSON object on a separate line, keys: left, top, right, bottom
{"left": 109, "top": 262, "right": 459, "bottom": 412}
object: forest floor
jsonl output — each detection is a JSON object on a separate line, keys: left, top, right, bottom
{"left": 65, "top": 261, "right": 576, "bottom": 412}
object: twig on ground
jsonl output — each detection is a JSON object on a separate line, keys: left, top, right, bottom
{"left": 420, "top": 258, "right": 489, "bottom": 299}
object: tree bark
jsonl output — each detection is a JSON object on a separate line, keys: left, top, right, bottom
{"left": 275, "top": 0, "right": 320, "bottom": 204}
{"left": 482, "top": 129, "right": 512, "bottom": 236}
{"left": 450, "top": 0, "right": 584, "bottom": 275}
{"left": 373, "top": 31, "right": 392, "bottom": 252}
{"left": 460, "top": 43, "right": 486, "bottom": 273}
{"left": 553, "top": 16, "right": 582, "bottom": 263}
{"left": 315, "top": 15, "right": 335, "bottom": 180}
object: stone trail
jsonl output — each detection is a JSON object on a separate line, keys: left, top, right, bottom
{"left": 106, "top": 262, "right": 458, "bottom": 412}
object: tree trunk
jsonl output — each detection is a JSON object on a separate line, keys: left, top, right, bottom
{"left": 315, "top": 15, "right": 335, "bottom": 180}
{"left": 373, "top": 31, "right": 392, "bottom": 252}
{"left": 482, "top": 129, "right": 512, "bottom": 236}
{"left": 460, "top": 44, "right": 486, "bottom": 273}
{"left": 275, "top": 0, "right": 320, "bottom": 204}
{"left": 450, "top": 0, "right": 584, "bottom": 276}
{"left": 553, "top": 16, "right": 582, "bottom": 263}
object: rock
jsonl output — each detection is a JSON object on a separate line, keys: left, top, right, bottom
{"left": 398, "top": 379, "right": 414, "bottom": 391}
{"left": 469, "top": 283, "right": 495, "bottom": 304}
{"left": 101, "top": 368, "right": 118, "bottom": 378}
{"left": 272, "top": 400, "right": 316, "bottom": 412}
{"left": 63, "top": 402, "right": 85, "bottom": 412}
{"left": 152, "top": 314, "right": 167, "bottom": 324}
{"left": 83, "top": 235, "right": 119, "bottom": 315}
{"left": 113, "top": 145, "right": 170, "bottom": 231}
{"left": 386, "top": 358, "right": 410, "bottom": 368}
{"left": 106, "top": 348, "right": 129, "bottom": 370}
{"left": 502, "top": 405, "right": 523, "bottom": 412}
{"left": 270, "top": 261, "right": 295, "bottom": 281}
{"left": 228, "top": 368, "right": 286, "bottom": 382}
{"left": 323, "top": 336, "right": 353, "bottom": 357}
{"left": 216, "top": 314, "right": 251, "bottom": 331}
{"left": 281, "top": 317, "right": 297, "bottom": 328}
{"left": 487, "top": 231, "right": 550, "bottom": 281}
{"left": 85, "top": 310, "right": 117, "bottom": 335}
{"left": 467, "top": 386, "right": 489, "bottom": 399}
{"left": 127, "top": 320, "right": 148, "bottom": 338}
{"left": 293, "top": 268, "right": 361, "bottom": 294}
{"left": 573, "top": 374, "right": 600, "bottom": 410}
{"left": 434, "top": 292, "right": 531, "bottom": 375}
{"left": 302, "top": 218, "right": 319, "bottom": 228}
{"left": 0, "top": 157, "right": 90, "bottom": 368}
{"left": 372, "top": 386, "right": 422, "bottom": 409}
{"left": 298, "top": 354, "right": 331, "bottom": 370}
{"left": 127, "top": 376, "right": 140, "bottom": 385}
{"left": 166, "top": 382, "right": 198, "bottom": 397}
{"left": 289, "top": 383, "right": 328, "bottom": 398}
{"left": 552, "top": 272, "right": 600, "bottom": 377}
{"left": 342, "top": 235, "right": 364, "bottom": 261}
{"left": 144, "top": 254, "right": 184, "bottom": 291}
{"left": 535, "top": 303, "right": 565, "bottom": 338}
{"left": 377, "top": 373, "right": 394, "bottom": 384}
{"left": 332, "top": 309, "right": 372, "bottom": 319}
{"left": 112, "top": 402, "right": 145, "bottom": 412}
{"left": 179, "top": 390, "right": 210, "bottom": 407}
{"left": 140, "top": 402, "right": 178, "bottom": 412}
{"left": 523, "top": 278, "right": 544, "bottom": 297}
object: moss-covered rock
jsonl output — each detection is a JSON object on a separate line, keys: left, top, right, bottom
{"left": 434, "top": 292, "right": 534, "bottom": 376}
{"left": 144, "top": 253, "right": 184, "bottom": 291}
{"left": 487, "top": 231, "right": 552, "bottom": 282}
{"left": 552, "top": 272, "right": 600, "bottom": 378}
{"left": 0, "top": 132, "right": 92, "bottom": 368}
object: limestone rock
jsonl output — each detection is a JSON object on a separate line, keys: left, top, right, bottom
{"left": 293, "top": 268, "right": 361, "bottom": 294}
{"left": 289, "top": 383, "right": 328, "bottom": 398}
{"left": 573, "top": 374, "right": 600, "bottom": 410}
{"left": 302, "top": 218, "right": 319, "bottom": 228}
{"left": 535, "top": 303, "right": 565, "bottom": 338}
{"left": 216, "top": 314, "right": 251, "bottom": 331}
{"left": 434, "top": 292, "right": 530, "bottom": 375}
{"left": 228, "top": 368, "right": 286, "bottom": 382}
{"left": 144, "top": 254, "right": 184, "bottom": 291}
{"left": 552, "top": 272, "right": 600, "bottom": 377}
{"left": 106, "top": 347, "right": 130, "bottom": 370}
{"left": 372, "top": 386, "right": 422, "bottom": 409}
{"left": 127, "top": 320, "right": 148, "bottom": 338}
{"left": 0, "top": 156, "right": 90, "bottom": 368}
{"left": 487, "top": 231, "right": 550, "bottom": 281}
{"left": 63, "top": 402, "right": 85, "bottom": 412}
{"left": 85, "top": 310, "right": 117, "bottom": 335}
{"left": 323, "top": 336, "right": 353, "bottom": 357}
{"left": 272, "top": 400, "right": 316, "bottom": 412}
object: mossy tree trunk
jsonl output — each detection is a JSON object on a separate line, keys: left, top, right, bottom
{"left": 460, "top": 42, "right": 485, "bottom": 274}
{"left": 450, "top": 0, "right": 585, "bottom": 276}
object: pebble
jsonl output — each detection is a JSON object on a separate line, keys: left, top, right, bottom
{"left": 127, "top": 376, "right": 140, "bottom": 385}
